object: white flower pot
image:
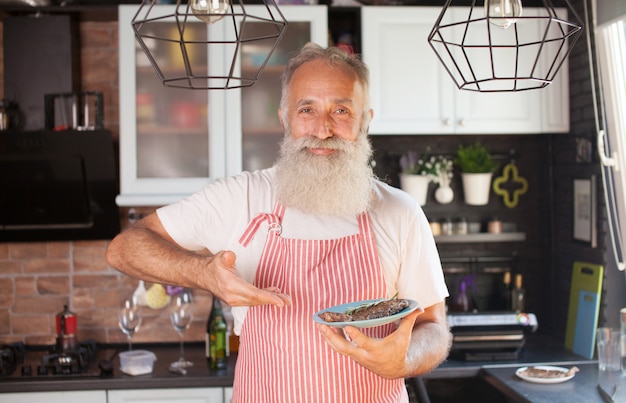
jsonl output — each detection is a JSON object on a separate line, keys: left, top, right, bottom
{"left": 399, "top": 174, "right": 429, "bottom": 206}
{"left": 461, "top": 172, "right": 493, "bottom": 206}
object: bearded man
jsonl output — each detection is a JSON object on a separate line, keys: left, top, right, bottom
{"left": 106, "top": 42, "right": 451, "bottom": 403}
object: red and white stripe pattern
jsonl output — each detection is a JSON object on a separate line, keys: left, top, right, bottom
{"left": 233, "top": 204, "right": 408, "bottom": 403}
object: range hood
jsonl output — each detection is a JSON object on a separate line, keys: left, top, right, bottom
{"left": 0, "top": 130, "right": 120, "bottom": 242}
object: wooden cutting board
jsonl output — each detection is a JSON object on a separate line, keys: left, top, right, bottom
{"left": 564, "top": 261, "right": 603, "bottom": 359}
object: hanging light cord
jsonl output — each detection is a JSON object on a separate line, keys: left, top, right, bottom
{"left": 584, "top": 0, "right": 625, "bottom": 270}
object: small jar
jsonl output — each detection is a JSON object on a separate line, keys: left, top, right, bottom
{"left": 441, "top": 219, "right": 453, "bottom": 236}
{"left": 429, "top": 221, "right": 442, "bottom": 236}
{"left": 454, "top": 217, "right": 468, "bottom": 235}
{"left": 488, "top": 217, "right": 503, "bottom": 234}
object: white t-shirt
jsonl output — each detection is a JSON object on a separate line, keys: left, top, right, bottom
{"left": 157, "top": 167, "right": 448, "bottom": 333}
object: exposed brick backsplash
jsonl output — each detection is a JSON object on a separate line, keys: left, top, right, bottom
{"left": 0, "top": 240, "right": 212, "bottom": 346}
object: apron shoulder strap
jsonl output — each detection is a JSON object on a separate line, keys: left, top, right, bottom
{"left": 238, "top": 203, "right": 285, "bottom": 247}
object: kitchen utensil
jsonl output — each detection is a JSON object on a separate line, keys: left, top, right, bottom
{"left": 597, "top": 383, "right": 617, "bottom": 403}
{"left": 133, "top": 280, "right": 148, "bottom": 306}
{"left": 565, "top": 261, "right": 603, "bottom": 358}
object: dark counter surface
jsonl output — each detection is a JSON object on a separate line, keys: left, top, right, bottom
{"left": 0, "top": 336, "right": 601, "bottom": 398}
{"left": 0, "top": 343, "right": 235, "bottom": 393}
{"left": 424, "top": 334, "right": 593, "bottom": 379}
{"left": 482, "top": 363, "right": 626, "bottom": 403}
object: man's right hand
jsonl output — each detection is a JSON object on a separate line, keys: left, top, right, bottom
{"left": 207, "top": 250, "right": 291, "bottom": 308}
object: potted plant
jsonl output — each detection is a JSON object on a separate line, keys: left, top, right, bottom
{"left": 454, "top": 142, "right": 497, "bottom": 205}
{"left": 399, "top": 151, "right": 454, "bottom": 205}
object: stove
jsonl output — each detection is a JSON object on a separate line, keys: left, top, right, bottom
{"left": 0, "top": 339, "right": 118, "bottom": 380}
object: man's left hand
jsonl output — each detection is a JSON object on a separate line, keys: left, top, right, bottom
{"left": 316, "top": 309, "right": 423, "bottom": 379}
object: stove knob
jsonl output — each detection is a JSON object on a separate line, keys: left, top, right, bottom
{"left": 21, "top": 365, "right": 32, "bottom": 376}
{"left": 37, "top": 365, "right": 48, "bottom": 376}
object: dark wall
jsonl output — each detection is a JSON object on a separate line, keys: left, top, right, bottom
{"left": 369, "top": 134, "right": 555, "bottom": 333}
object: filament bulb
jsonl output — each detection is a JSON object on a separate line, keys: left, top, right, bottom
{"left": 191, "top": 0, "right": 230, "bottom": 24}
{"left": 484, "top": 0, "right": 523, "bottom": 29}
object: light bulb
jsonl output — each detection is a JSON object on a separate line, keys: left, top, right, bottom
{"left": 191, "top": 0, "right": 230, "bottom": 24}
{"left": 484, "top": 0, "right": 523, "bottom": 29}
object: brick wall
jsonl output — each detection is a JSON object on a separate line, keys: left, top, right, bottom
{"left": 0, "top": 239, "right": 213, "bottom": 346}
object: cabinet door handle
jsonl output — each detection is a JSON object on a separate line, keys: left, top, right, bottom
{"left": 443, "top": 118, "right": 451, "bottom": 126}
{"left": 458, "top": 118, "right": 466, "bottom": 126}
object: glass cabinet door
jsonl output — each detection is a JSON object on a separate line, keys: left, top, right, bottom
{"left": 237, "top": 6, "right": 328, "bottom": 172}
{"left": 118, "top": 5, "right": 226, "bottom": 206}
{"left": 135, "top": 23, "right": 209, "bottom": 180}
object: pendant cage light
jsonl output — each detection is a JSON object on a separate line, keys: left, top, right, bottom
{"left": 428, "top": 0, "right": 583, "bottom": 92}
{"left": 132, "top": 0, "right": 288, "bottom": 90}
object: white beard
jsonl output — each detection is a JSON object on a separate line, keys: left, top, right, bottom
{"left": 274, "top": 133, "right": 374, "bottom": 217}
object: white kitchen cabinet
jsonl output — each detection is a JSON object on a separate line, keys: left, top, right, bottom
{"left": 361, "top": 6, "right": 569, "bottom": 135}
{"left": 0, "top": 390, "right": 106, "bottom": 403}
{"left": 117, "top": 5, "right": 327, "bottom": 206}
{"left": 224, "top": 387, "right": 233, "bottom": 403}
{"left": 108, "top": 387, "right": 223, "bottom": 403}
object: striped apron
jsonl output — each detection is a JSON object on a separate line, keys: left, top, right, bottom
{"left": 233, "top": 203, "right": 408, "bottom": 403}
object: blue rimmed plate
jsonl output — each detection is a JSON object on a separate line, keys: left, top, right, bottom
{"left": 313, "top": 298, "right": 420, "bottom": 328}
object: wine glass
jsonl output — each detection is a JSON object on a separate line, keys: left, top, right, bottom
{"left": 169, "top": 289, "right": 194, "bottom": 369}
{"left": 118, "top": 296, "right": 142, "bottom": 351}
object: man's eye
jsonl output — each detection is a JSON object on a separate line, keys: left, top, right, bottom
{"left": 298, "top": 107, "right": 312, "bottom": 114}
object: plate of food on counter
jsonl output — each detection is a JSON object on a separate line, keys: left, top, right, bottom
{"left": 515, "top": 365, "right": 579, "bottom": 384}
{"left": 313, "top": 295, "right": 419, "bottom": 328}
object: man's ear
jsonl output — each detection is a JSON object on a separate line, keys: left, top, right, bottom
{"left": 278, "top": 109, "right": 285, "bottom": 130}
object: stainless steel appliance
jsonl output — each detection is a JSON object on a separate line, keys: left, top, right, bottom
{"left": 447, "top": 312, "right": 538, "bottom": 361}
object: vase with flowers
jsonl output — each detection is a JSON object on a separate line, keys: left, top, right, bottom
{"left": 399, "top": 151, "right": 454, "bottom": 205}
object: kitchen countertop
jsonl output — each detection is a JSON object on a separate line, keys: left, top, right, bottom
{"left": 0, "top": 336, "right": 613, "bottom": 402}
{"left": 482, "top": 363, "right": 626, "bottom": 402}
{"left": 424, "top": 334, "right": 593, "bottom": 379}
{"left": 0, "top": 343, "right": 235, "bottom": 393}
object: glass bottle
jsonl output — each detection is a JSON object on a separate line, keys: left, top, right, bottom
{"left": 511, "top": 274, "right": 525, "bottom": 312}
{"left": 451, "top": 280, "right": 474, "bottom": 312}
{"left": 500, "top": 272, "right": 512, "bottom": 311}
{"left": 205, "top": 298, "right": 215, "bottom": 360}
{"left": 209, "top": 298, "right": 228, "bottom": 370}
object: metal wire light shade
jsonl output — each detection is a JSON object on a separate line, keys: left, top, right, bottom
{"left": 132, "top": 0, "right": 288, "bottom": 90}
{"left": 427, "top": 0, "right": 583, "bottom": 92}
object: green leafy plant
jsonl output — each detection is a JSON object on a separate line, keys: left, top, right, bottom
{"left": 454, "top": 142, "right": 497, "bottom": 174}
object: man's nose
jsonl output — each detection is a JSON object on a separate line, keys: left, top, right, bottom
{"left": 312, "top": 115, "right": 334, "bottom": 139}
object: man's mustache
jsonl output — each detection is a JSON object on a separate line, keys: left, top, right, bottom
{"left": 294, "top": 137, "right": 352, "bottom": 152}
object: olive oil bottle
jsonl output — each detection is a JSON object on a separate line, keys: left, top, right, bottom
{"left": 208, "top": 298, "right": 228, "bottom": 370}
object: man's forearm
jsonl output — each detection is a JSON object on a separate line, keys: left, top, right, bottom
{"left": 106, "top": 224, "right": 208, "bottom": 288}
{"left": 405, "top": 320, "right": 452, "bottom": 377}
